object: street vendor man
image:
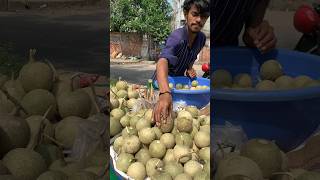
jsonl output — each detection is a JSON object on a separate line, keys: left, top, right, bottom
{"left": 152, "top": 0, "right": 210, "bottom": 126}
{"left": 212, "top": 0, "right": 277, "bottom": 53}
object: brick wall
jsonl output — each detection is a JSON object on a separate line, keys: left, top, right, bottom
{"left": 198, "top": 46, "right": 210, "bottom": 63}
{"left": 110, "top": 31, "right": 210, "bottom": 62}
{"left": 198, "top": 38, "right": 210, "bottom": 63}
{"left": 110, "top": 32, "right": 143, "bottom": 57}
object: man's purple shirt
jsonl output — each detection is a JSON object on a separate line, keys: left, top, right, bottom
{"left": 153, "top": 25, "right": 206, "bottom": 79}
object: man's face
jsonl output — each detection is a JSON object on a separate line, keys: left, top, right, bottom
{"left": 185, "top": 4, "right": 209, "bottom": 33}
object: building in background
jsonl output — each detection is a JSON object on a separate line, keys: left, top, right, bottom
{"left": 171, "top": 0, "right": 184, "bottom": 29}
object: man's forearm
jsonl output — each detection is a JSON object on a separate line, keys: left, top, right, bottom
{"left": 156, "top": 58, "right": 171, "bottom": 92}
{"left": 246, "top": 0, "right": 270, "bottom": 28}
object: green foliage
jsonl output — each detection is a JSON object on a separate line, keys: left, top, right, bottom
{"left": 110, "top": 0, "right": 172, "bottom": 43}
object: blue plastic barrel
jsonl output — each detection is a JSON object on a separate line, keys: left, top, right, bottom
{"left": 212, "top": 47, "right": 320, "bottom": 152}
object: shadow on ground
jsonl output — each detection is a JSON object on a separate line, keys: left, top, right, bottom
{"left": 110, "top": 66, "right": 155, "bottom": 85}
{"left": 0, "top": 11, "right": 108, "bottom": 75}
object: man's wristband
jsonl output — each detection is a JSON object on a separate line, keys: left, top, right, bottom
{"left": 159, "top": 91, "right": 171, "bottom": 96}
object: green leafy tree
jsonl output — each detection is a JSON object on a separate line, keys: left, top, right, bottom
{"left": 110, "top": 0, "right": 172, "bottom": 43}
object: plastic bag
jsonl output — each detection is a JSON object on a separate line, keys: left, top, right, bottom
{"left": 213, "top": 121, "right": 248, "bottom": 151}
{"left": 96, "top": 96, "right": 107, "bottom": 112}
{"left": 70, "top": 113, "right": 107, "bottom": 161}
{"left": 173, "top": 100, "right": 188, "bottom": 112}
{"left": 131, "top": 97, "right": 156, "bottom": 113}
{"left": 212, "top": 122, "right": 248, "bottom": 171}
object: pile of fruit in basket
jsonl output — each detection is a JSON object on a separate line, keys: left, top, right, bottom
{"left": 213, "top": 59, "right": 320, "bottom": 90}
{"left": 110, "top": 79, "right": 210, "bottom": 180}
{"left": 213, "top": 136, "right": 320, "bottom": 180}
{"left": 0, "top": 49, "right": 108, "bottom": 180}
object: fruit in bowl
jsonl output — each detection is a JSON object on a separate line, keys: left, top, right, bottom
{"left": 213, "top": 59, "right": 320, "bottom": 91}
{"left": 169, "top": 80, "right": 209, "bottom": 91}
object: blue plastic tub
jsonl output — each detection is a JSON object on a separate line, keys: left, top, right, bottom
{"left": 212, "top": 47, "right": 320, "bottom": 152}
{"left": 154, "top": 76, "right": 210, "bottom": 109}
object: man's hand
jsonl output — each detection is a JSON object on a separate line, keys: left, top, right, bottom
{"left": 243, "top": 20, "right": 277, "bottom": 53}
{"left": 187, "top": 68, "right": 197, "bottom": 78}
{"left": 153, "top": 93, "right": 173, "bottom": 127}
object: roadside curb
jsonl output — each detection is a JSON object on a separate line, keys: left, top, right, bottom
{"left": 110, "top": 59, "right": 155, "bottom": 65}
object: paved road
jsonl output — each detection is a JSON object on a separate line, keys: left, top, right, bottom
{"left": 110, "top": 63, "right": 204, "bottom": 85}
{"left": 110, "top": 63, "right": 155, "bottom": 85}
{"left": 0, "top": 7, "right": 108, "bottom": 75}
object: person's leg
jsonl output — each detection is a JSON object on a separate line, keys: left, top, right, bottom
{"left": 0, "top": 0, "right": 8, "bottom": 10}
{"left": 5, "top": 0, "right": 8, "bottom": 10}
{"left": 24, "top": 0, "right": 30, "bottom": 9}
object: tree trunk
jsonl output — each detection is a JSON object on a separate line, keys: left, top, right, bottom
{"left": 0, "top": 0, "right": 9, "bottom": 11}
{"left": 141, "top": 34, "right": 148, "bottom": 59}
{"left": 148, "top": 34, "right": 151, "bottom": 60}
